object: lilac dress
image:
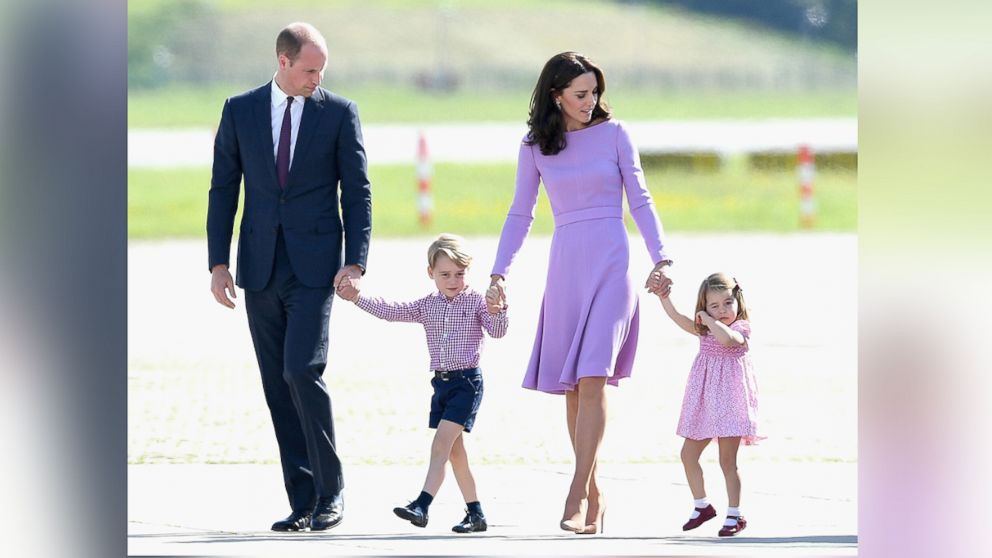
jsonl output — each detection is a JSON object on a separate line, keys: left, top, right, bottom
{"left": 491, "top": 120, "right": 669, "bottom": 394}
{"left": 677, "top": 319, "right": 763, "bottom": 445}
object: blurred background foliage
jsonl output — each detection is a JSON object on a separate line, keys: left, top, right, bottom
{"left": 127, "top": 0, "right": 857, "bottom": 237}
{"left": 655, "top": 0, "right": 856, "bottom": 51}
{"left": 128, "top": 0, "right": 856, "bottom": 94}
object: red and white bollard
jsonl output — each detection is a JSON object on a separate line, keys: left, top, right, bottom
{"left": 797, "top": 144, "right": 816, "bottom": 228}
{"left": 417, "top": 131, "right": 433, "bottom": 228}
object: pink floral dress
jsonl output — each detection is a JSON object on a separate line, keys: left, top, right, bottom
{"left": 676, "top": 319, "right": 764, "bottom": 445}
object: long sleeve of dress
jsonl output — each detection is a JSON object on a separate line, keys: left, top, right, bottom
{"left": 491, "top": 139, "right": 541, "bottom": 278}
{"left": 617, "top": 122, "right": 670, "bottom": 264}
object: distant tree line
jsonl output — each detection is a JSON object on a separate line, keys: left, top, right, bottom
{"left": 648, "top": 0, "right": 856, "bottom": 51}
{"left": 128, "top": 0, "right": 857, "bottom": 90}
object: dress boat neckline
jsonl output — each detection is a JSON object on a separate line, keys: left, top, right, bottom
{"left": 564, "top": 118, "right": 613, "bottom": 134}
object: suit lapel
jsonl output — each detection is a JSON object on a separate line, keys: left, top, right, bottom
{"left": 287, "top": 88, "right": 326, "bottom": 191}
{"left": 253, "top": 83, "right": 279, "bottom": 187}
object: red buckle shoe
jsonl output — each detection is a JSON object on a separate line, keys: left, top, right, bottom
{"left": 682, "top": 504, "right": 717, "bottom": 531}
{"left": 717, "top": 515, "right": 747, "bottom": 536}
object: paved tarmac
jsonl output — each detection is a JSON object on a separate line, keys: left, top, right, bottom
{"left": 129, "top": 233, "right": 857, "bottom": 555}
{"left": 128, "top": 462, "right": 856, "bottom": 556}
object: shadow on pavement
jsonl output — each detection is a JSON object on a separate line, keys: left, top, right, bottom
{"left": 158, "top": 532, "right": 857, "bottom": 547}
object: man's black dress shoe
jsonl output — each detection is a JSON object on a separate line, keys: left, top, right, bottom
{"left": 310, "top": 494, "right": 344, "bottom": 531}
{"left": 393, "top": 502, "right": 429, "bottom": 528}
{"left": 451, "top": 510, "right": 487, "bottom": 533}
{"left": 271, "top": 510, "right": 312, "bottom": 532}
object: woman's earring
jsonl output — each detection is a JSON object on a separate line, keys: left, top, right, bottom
{"left": 554, "top": 99, "right": 562, "bottom": 110}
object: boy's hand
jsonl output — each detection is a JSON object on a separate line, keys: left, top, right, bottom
{"left": 336, "top": 275, "right": 360, "bottom": 302}
{"left": 485, "top": 285, "right": 505, "bottom": 314}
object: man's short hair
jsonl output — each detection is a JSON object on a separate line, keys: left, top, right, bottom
{"left": 276, "top": 22, "right": 327, "bottom": 63}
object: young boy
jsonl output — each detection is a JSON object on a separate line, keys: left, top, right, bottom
{"left": 336, "top": 233, "right": 507, "bottom": 533}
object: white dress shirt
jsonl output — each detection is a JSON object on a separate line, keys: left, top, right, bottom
{"left": 270, "top": 76, "right": 305, "bottom": 168}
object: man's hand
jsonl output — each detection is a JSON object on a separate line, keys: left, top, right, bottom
{"left": 334, "top": 264, "right": 363, "bottom": 298}
{"left": 337, "top": 275, "right": 360, "bottom": 302}
{"left": 210, "top": 265, "right": 237, "bottom": 309}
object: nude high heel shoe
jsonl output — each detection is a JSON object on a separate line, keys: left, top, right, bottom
{"left": 578, "top": 492, "right": 606, "bottom": 534}
{"left": 559, "top": 498, "right": 587, "bottom": 533}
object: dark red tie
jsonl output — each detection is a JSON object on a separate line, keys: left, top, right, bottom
{"left": 276, "top": 96, "right": 294, "bottom": 189}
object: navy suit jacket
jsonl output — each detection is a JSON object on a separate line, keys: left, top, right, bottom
{"left": 207, "top": 83, "right": 372, "bottom": 290}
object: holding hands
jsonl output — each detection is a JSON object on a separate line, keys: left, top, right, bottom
{"left": 645, "top": 261, "right": 673, "bottom": 298}
{"left": 487, "top": 275, "right": 507, "bottom": 315}
{"left": 336, "top": 275, "right": 360, "bottom": 302}
{"left": 333, "top": 264, "right": 362, "bottom": 302}
{"left": 485, "top": 286, "right": 504, "bottom": 315}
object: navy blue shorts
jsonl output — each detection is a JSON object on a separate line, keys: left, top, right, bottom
{"left": 429, "top": 367, "right": 483, "bottom": 433}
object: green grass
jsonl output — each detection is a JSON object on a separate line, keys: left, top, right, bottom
{"left": 128, "top": 86, "right": 857, "bottom": 128}
{"left": 129, "top": 0, "right": 855, "bottom": 126}
{"left": 128, "top": 160, "right": 855, "bottom": 239}
{"left": 128, "top": 168, "right": 244, "bottom": 238}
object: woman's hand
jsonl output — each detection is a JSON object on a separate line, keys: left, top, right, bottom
{"left": 489, "top": 274, "right": 507, "bottom": 309}
{"left": 645, "top": 262, "right": 673, "bottom": 297}
{"left": 485, "top": 285, "right": 505, "bottom": 314}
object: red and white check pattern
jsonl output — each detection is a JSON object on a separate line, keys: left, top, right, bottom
{"left": 354, "top": 288, "right": 508, "bottom": 372}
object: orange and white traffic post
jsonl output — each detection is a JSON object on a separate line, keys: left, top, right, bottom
{"left": 797, "top": 144, "right": 816, "bottom": 228}
{"left": 417, "top": 131, "right": 433, "bottom": 228}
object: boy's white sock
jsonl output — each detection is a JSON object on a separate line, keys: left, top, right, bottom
{"left": 689, "top": 497, "right": 709, "bottom": 519}
{"left": 724, "top": 506, "right": 741, "bottom": 526}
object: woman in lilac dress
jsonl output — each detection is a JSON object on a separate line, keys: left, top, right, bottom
{"left": 488, "top": 52, "right": 673, "bottom": 534}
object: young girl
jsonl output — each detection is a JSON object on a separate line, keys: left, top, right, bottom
{"left": 652, "top": 271, "right": 762, "bottom": 536}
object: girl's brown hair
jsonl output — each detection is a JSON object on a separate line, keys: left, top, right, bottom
{"left": 694, "top": 272, "right": 749, "bottom": 335}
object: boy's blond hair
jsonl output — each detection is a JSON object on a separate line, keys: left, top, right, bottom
{"left": 427, "top": 233, "right": 472, "bottom": 269}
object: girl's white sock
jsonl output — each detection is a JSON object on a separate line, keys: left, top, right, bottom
{"left": 689, "top": 497, "right": 709, "bottom": 519}
{"left": 724, "top": 506, "right": 741, "bottom": 526}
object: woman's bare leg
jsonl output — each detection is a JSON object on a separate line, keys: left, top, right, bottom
{"left": 561, "top": 377, "right": 607, "bottom": 531}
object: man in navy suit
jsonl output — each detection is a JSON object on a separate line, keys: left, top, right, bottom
{"left": 207, "top": 22, "right": 371, "bottom": 532}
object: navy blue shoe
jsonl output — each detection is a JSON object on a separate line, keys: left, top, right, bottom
{"left": 310, "top": 495, "right": 344, "bottom": 531}
{"left": 452, "top": 510, "right": 487, "bottom": 533}
{"left": 394, "top": 502, "right": 429, "bottom": 528}
{"left": 271, "top": 510, "right": 311, "bottom": 532}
